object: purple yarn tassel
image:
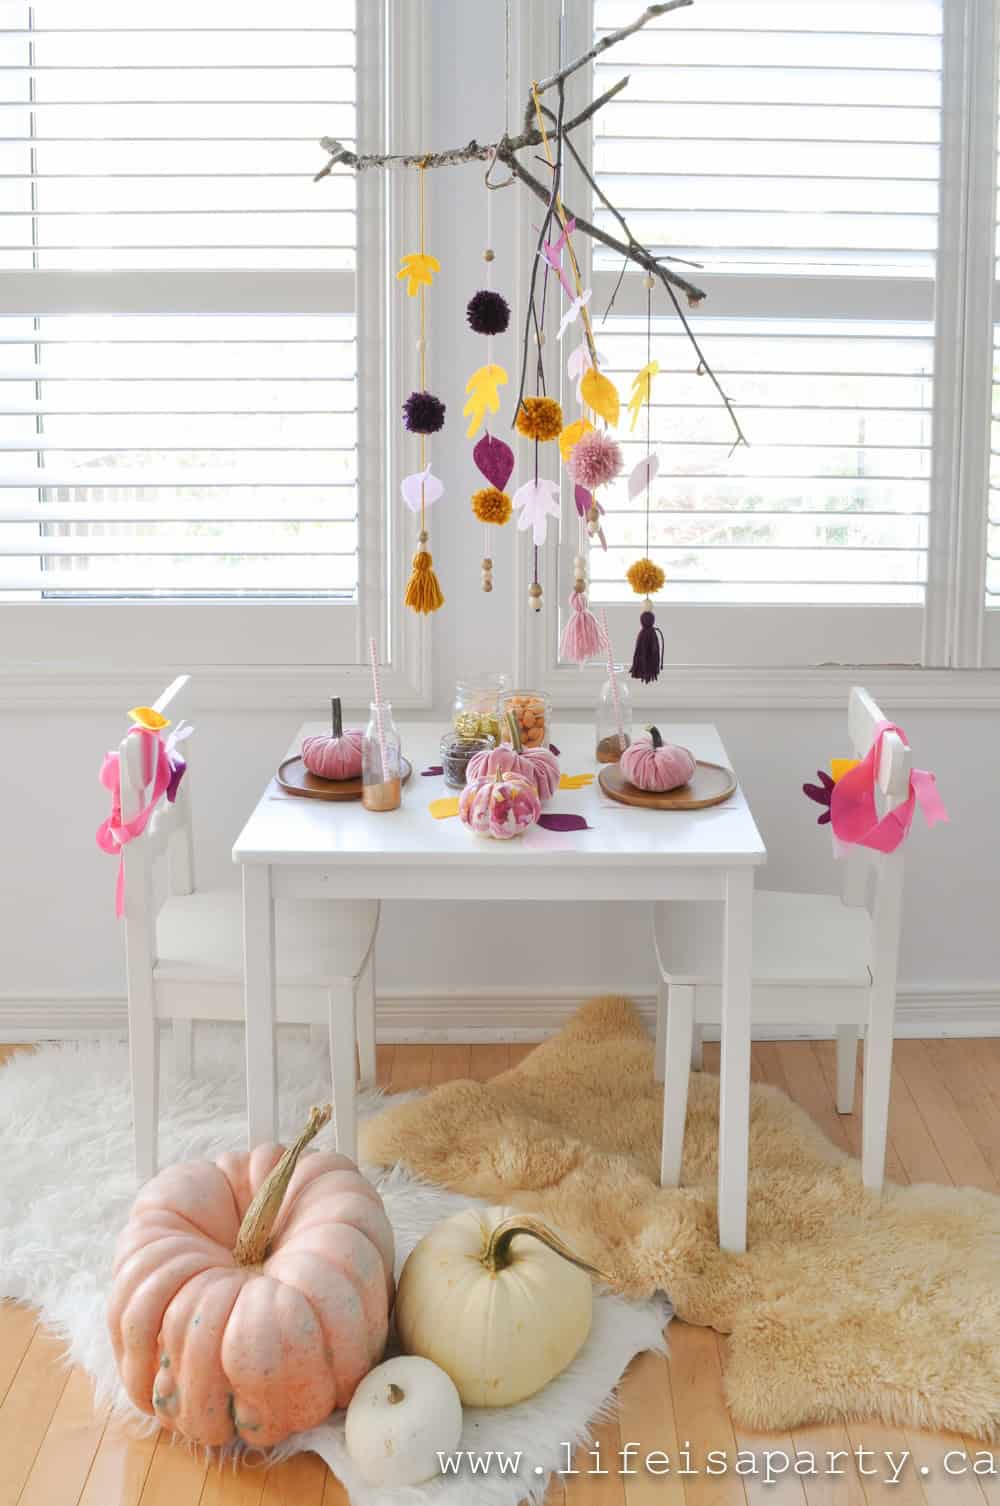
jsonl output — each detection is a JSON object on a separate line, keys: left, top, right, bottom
{"left": 630, "top": 609, "right": 664, "bottom": 684}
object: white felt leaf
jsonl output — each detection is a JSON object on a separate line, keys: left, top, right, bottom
{"left": 400, "top": 465, "right": 444, "bottom": 513}
{"left": 512, "top": 476, "right": 561, "bottom": 547}
{"left": 628, "top": 453, "right": 660, "bottom": 500}
{"left": 557, "top": 288, "right": 592, "bottom": 343}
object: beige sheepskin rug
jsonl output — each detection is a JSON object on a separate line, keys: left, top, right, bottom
{"left": 362, "top": 996, "right": 1000, "bottom": 1440}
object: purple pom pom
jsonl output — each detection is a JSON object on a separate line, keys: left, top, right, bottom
{"left": 403, "top": 390, "right": 446, "bottom": 434}
{"left": 466, "top": 289, "right": 510, "bottom": 336}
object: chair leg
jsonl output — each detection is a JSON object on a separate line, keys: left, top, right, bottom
{"left": 835, "top": 1024, "right": 858, "bottom": 1114}
{"left": 690, "top": 1023, "right": 704, "bottom": 1071}
{"left": 329, "top": 982, "right": 358, "bottom": 1162}
{"left": 356, "top": 950, "right": 377, "bottom": 1092}
{"left": 129, "top": 1008, "right": 159, "bottom": 1186}
{"left": 862, "top": 998, "right": 895, "bottom": 1194}
{"left": 653, "top": 980, "right": 667, "bottom": 1084}
{"left": 173, "top": 1019, "right": 194, "bottom": 1081}
{"left": 660, "top": 985, "right": 695, "bottom": 1187}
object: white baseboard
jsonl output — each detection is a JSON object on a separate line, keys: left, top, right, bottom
{"left": 1, "top": 985, "right": 999, "bottom": 1044}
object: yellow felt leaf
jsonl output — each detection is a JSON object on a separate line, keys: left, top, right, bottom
{"left": 128, "top": 706, "right": 170, "bottom": 731}
{"left": 558, "top": 417, "right": 593, "bottom": 463}
{"left": 396, "top": 251, "right": 441, "bottom": 297}
{"left": 627, "top": 360, "right": 660, "bottom": 432}
{"left": 830, "top": 758, "right": 859, "bottom": 783}
{"left": 580, "top": 367, "right": 621, "bottom": 428}
{"left": 462, "top": 363, "right": 508, "bottom": 439}
{"left": 428, "top": 796, "right": 460, "bottom": 819}
{"left": 559, "top": 773, "right": 595, "bottom": 790}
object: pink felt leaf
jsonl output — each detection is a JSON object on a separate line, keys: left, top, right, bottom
{"left": 512, "top": 476, "right": 561, "bottom": 547}
{"left": 574, "top": 485, "right": 592, "bottom": 518}
{"left": 628, "top": 452, "right": 660, "bottom": 500}
{"left": 538, "top": 812, "right": 590, "bottom": 832}
{"left": 400, "top": 465, "right": 444, "bottom": 513}
{"left": 473, "top": 432, "right": 515, "bottom": 491}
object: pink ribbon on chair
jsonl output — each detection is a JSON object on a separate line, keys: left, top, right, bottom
{"left": 829, "top": 720, "right": 948, "bottom": 855}
{"left": 96, "top": 728, "right": 171, "bottom": 918}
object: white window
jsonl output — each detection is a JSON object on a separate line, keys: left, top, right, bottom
{"left": 0, "top": 0, "right": 407, "bottom": 694}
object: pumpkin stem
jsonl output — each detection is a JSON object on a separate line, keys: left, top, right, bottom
{"left": 232, "top": 1104, "right": 332, "bottom": 1266}
{"left": 387, "top": 1383, "right": 405, "bottom": 1405}
{"left": 330, "top": 697, "right": 343, "bottom": 739}
{"left": 481, "top": 1214, "right": 611, "bottom": 1285}
{"left": 648, "top": 725, "right": 663, "bottom": 750}
{"left": 504, "top": 709, "right": 523, "bottom": 754}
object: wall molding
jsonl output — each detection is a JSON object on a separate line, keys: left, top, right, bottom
{"left": 2, "top": 985, "right": 999, "bottom": 1044}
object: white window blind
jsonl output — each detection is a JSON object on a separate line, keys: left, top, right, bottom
{"left": 0, "top": 0, "right": 360, "bottom": 602}
{"left": 585, "top": 0, "right": 940, "bottom": 620}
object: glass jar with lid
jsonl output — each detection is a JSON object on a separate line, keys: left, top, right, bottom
{"left": 452, "top": 673, "right": 511, "bottom": 745}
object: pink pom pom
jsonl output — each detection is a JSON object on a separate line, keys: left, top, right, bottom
{"left": 559, "top": 590, "right": 604, "bottom": 665}
{"left": 568, "top": 430, "right": 623, "bottom": 491}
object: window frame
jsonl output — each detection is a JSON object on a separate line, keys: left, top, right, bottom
{"left": 512, "top": 0, "right": 1000, "bottom": 706}
{"left": 0, "top": 0, "right": 432, "bottom": 710}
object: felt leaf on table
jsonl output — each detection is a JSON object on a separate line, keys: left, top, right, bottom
{"left": 540, "top": 217, "right": 577, "bottom": 300}
{"left": 512, "top": 476, "right": 561, "bottom": 547}
{"left": 549, "top": 743, "right": 561, "bottom": 756}
{"left": 420, "top": 765, "right": 444, "bottom": 777}
{"left": 558, "top": 772, "right": 595, "bottom": 790}
{"left": 574, "top": 484, "right": 592, "bottom": 518}
{"left": 627, "top": 359, "right": 660, "bottom": 432}
{"left": 396, "top": 251, "right": 440, "bottom": 297}
{"left": 463, "top": 364, "right": 509, "bottom": 439}
{"left": 400, "top": 465, "right": 444, "bottom": 514}
{"left": 428, "top": 796, "right": 460, "bottom": 819}
{"left": 538, "top": 812, "right": 590, "bottom": 832}
{"left": 628, "top": 453, "right": 660, "bottom": 500}
{"left": 559, "top": 418, "right": 593, "bottom": 464}
{"left": 473, "top": 432, "right": 515, "bottom": 491}
{"left": 580, "top": 367, "right": 621, "bottom": 428}
{"left": 557, "top": 288, "right": 592, "bottom": 343}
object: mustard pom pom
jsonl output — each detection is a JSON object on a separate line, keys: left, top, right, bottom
{"left": 471, "top": 487, "right": 512, "bottom": 525}
{"left": 626, "top": 557, "right": 666, "bottom": 596}
{"left": 516, "top": 395, "right": 563, "bottom": 442}
{"left": 404, "top": 549, "right": 445, "bottom": 614}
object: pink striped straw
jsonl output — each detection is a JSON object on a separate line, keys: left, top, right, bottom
{"left": 368, "top": 637, "right": 389, "bottom": 779}
{"left": 599, "top": 608, "right": 625, "bottom": 752}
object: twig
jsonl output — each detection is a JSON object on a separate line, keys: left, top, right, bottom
{"left": 533, "top": 0, "right": 694, "bottom": 99}
{"left": 512, "top": 81, "right": 566, "bottom": 420}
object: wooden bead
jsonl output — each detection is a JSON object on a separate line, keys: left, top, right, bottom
{"left": 418, "top": 529, "right": 429, "bottom": 544}
{"left": 643, "top": 273, "right": 656, "bottom": 290}
{"left": 574, "top": 577, "right": 586, "bottom": 594}
{"left": 483, "top": 248, "right": 495, "bottom": 262}
{"left": 481, "top": 557, "right": 493, "bottom": 593}
{"left": 528, "top": 581, "right": 543, "bottom": 612}
{"left": 416, "top": 337, "right": 427, "bottom": 354}
{"left": 535, "top": 330, "right": 545, "bottom": 346}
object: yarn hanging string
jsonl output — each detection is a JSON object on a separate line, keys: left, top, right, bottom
{"left": 404, "top": 162, "right": 445, "bottom": 615}
{"left": 630, "top": 281, "right": 663, "bottom": 683}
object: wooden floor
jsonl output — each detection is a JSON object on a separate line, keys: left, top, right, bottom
{"left": 2, "top": 1036, "right": 1000, "bottom": 1506}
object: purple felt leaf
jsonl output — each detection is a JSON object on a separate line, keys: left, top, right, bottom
{"left": 538, "top": 812, "right": 590, "bottom": 832}
{"left": 420, "top": 765, "right": 444, "bottom": 777}
{"left": 574, "top": 484, "right": 592, "bottom": 518}
{"left": 473, "top": 433, "right": 515, "bottom": 491}
{"left": 549, "top": 743, "right": 560, "bottom": 756}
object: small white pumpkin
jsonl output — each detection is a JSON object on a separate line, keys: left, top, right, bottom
{"left": 395, "top": 1206, "right": 604, "bottom": 1407}
{"left": 345, "top": 1355, "right": 463, "bottom": 1488}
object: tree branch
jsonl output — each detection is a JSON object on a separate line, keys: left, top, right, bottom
{"left": 532, "top": 0, "right": 693, "bottom": 99}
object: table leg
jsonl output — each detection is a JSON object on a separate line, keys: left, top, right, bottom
{"left": 243, "top": 862, "right": 278, "bottom": 1146}
{"left": 718, "top": 868, "right": 753, "bottom": 1253}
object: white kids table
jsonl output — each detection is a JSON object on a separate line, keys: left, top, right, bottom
{"left": 232, "top": 720, "right": 766, "bottom": 1253}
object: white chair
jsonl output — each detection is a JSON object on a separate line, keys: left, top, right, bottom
{"left": 654, "top": 686, "right": 910, "bottom": 1196}
{"left": 117, "top": 675, "right": 379, "bottom": 1181}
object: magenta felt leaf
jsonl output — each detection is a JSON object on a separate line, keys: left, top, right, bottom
{"left": 473, "top": 433, "right": 515, "bottom": 491}
{"left": 574, "top": 485, "right": 592, "bottom": 518}
{"left": 628, "top": 453, "right": 660, "bottom": 500}
{"left": 420, "top": 765, "right": 444, "bottom": 777}
{"left": 513, "top": 476, "right": 561, "bottom": 546}
{"left": 549, "top": 743, "right": 561, "bottom": 756}
{"left": 538, "top": 812, "right": 590, "bottom": 832}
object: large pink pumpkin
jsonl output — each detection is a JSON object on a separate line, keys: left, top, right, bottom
{"left": 620, "top": 726, "right": 696, "bottom": 792}
{"left": 302, "top": 696, "right": 363, "bottom": 780}
{"left": 459, "top": 770, "right": 541, "bottom": 839}
{"left": 465, "top": 742, "right": 560, "bottom": 803}
{"left": 108, "top": 1107, "right": 394, "bottom": 1450}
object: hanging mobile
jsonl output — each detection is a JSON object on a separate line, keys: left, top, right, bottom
{"left": 399, "top": 163, "right": 445, "bottom": 615}
{"left": 626, "top": 275, "right": 664, "bottom": 682}
{"left": 467, "top": 151, "right": 514, "bottom": 594}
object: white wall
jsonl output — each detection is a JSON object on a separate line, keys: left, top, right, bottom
{"left": 2, "top": 0, "right": 998, "bottom": 1017}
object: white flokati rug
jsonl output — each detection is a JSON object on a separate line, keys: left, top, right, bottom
{"left": 0, "top": 1029, "right": 669, "bottom": 1506}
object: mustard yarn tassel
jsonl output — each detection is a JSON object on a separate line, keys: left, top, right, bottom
{"left": 404, "top": 541, "right": 445, "bottom": 614}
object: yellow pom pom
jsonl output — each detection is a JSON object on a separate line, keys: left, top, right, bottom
{"left": 516, "top": 395, "right": 563, "bottom": 442}
{"left": 471, "top": 487, "right": 512, "bottom": 525}
{"left": 626, "top": 557, "right": 666, "bottom": 596}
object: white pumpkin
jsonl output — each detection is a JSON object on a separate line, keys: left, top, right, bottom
{"left": 395, "top": 1206, "right": 602, "bottom": 1407}
{"left": 344, "top": 1355, "right": 463, "bottom": 1488}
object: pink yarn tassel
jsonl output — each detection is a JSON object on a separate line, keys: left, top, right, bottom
{"left": 560, "top": 590, "right": 604, "bottom": 664}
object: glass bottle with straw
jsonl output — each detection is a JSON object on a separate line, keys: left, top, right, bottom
{"left": 595, "top": 608, "right": 632, "bottom": 763}
{"left": 362, "top": 638, "right": 402, "bottom": 811}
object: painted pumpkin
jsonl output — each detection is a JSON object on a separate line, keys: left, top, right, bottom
{"left": 465, "top": 712, "right": 560, "bottom": 802}
{"left": 108, "top": 1106, "right": 395, "bottom": 1449}
{"left": 345, "top": 1356, "right": 463, "bottom": 1488}
{"left": 302, "top": 697, "right": 364, "bottom": 780}
{"left": 396, "top": 1207, "right": 604, "bottom": 1407}
{"left": 458, "top": 769, "right": 540, "bottom": 839}
{"left": 620, "top": 725, "right": 696, "bottom": 792}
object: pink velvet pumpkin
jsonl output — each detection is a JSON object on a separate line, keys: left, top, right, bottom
{"left": 302, "top": 697, "right": 363, "bottom": 780}
{"left": 620, "top": 725, "right": 696, "bottom": 792}
{"left": 465, "top": 710, "right": 560, "bottom": 802}
{"left": 108, "top": 1107, "right": 394, "bottom": 1450}
{"left": 459, "top": 769, "right": 541, "bottom": 839}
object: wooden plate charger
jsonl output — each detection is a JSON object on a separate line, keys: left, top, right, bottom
{"left": 277, "top": 755, "right": 413, "bottom": 802}
{"left": 598, "top": 759, "right": 737, "bottom": 811}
